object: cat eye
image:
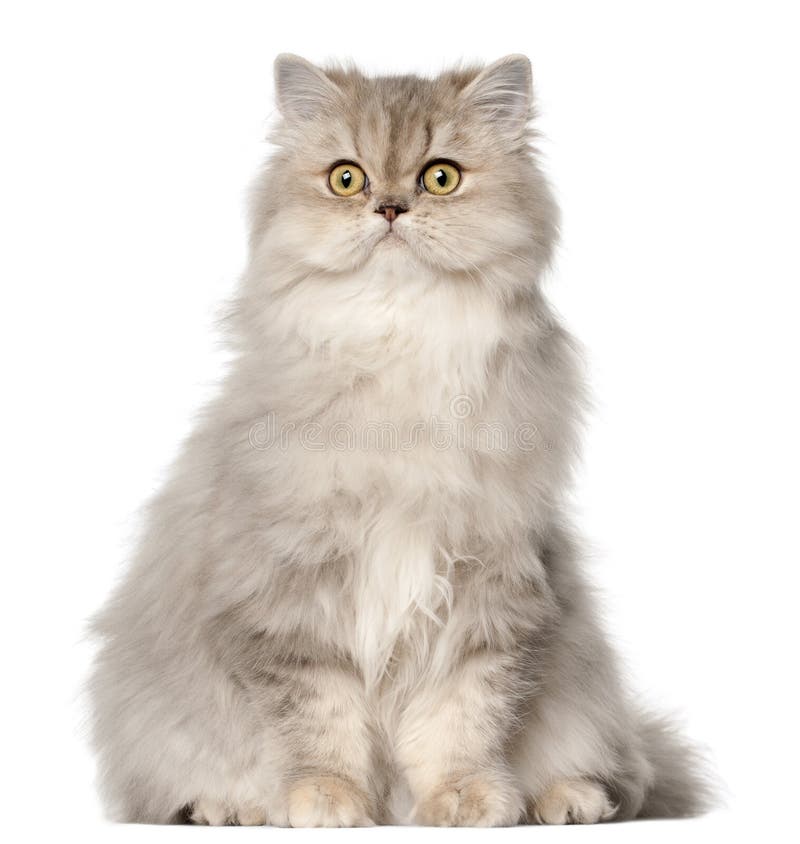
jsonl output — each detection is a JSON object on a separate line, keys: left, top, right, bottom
{"left": 420, "top": 161, "right": 461, "bottom": 196}
{"left": 329, "top": 162, "right": 367, "bottom": 197}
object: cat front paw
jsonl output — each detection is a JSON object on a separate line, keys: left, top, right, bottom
{"left": 531, "top": 778, "right": 617, "bottom": 825}
{"left": 415, "top": 772, "right": 523, "bottom": 827}
{"left": 283, "top": 775, "right": 374, "bottom": 827}
{"left": 190, "top": 798, "right": 266, "bottom": 826}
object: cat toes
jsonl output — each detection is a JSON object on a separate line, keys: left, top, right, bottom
{"left": 190, "top": 799, "right": 229, "bottom": 826}
{"left": 415, "top": 772, "right": 523, "bottom": 827}
{"left": 531, "top": 778, "right": 617, "bottom": 825}
{"left": 284, "top": 775, "right": 374, "bottom": 827}
{"left": 235, "top": 805, "right": 268, "bottom": 825}
{"left": 190, "top": 777, "right": 614, "bottom": 826}
{"left": 190, "top": 799, "right": 267, "bottom": 826}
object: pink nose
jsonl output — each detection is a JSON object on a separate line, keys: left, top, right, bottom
{"left": 375, "top": 204, "right": 408, "bottom": 223}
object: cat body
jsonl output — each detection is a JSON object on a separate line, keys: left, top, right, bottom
{"left": 89, "top": 55, "right": 705, "bottom": 825}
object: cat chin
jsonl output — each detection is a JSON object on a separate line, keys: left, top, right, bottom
{"left": 366, "top": 232, "right": 414, "bottom": 266}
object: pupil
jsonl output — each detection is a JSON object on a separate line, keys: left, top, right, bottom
{"left": 435, "top": 169, "right": 447, "bottom": 186}
{"left": 342, "top": 170, "right": 352, "bottom": 187}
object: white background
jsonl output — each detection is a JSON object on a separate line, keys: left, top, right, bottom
{"left": 2, "top": 1, "right": 798, "bottom": 841}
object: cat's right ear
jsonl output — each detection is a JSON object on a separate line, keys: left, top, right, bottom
{"left": 273, "top": 54, "right": 341, "bottom": 122}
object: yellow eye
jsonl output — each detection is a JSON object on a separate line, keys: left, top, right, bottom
{"left": 329, "top": 163, "right": 367, "bottom": 196}
{"left": 421, "top": 161, "right": 461, "bottom": 195}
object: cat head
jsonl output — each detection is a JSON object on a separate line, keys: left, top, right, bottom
{"left": 251, "top": 55, "right": 556, "bottom": 291}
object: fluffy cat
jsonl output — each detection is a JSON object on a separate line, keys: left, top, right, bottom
{"left": 89, "top": 54, "right": 707, "bottom": 826}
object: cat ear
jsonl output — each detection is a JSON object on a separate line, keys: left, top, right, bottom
{"left": 460, "top": 54, "right": 533, "bottom": 137}
{"left": 273, "top": 54, "right": 341, "bottom": 122}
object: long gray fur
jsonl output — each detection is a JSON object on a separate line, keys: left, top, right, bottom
{"left": 89, "top": 54, "right": 709, "bottom": 826}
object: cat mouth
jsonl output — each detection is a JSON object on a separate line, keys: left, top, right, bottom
{"left": 378, "top": 228, "right": 405, "bottom": 245}
{"left": 364, "top": 226, "right": 408, "bottom": 259}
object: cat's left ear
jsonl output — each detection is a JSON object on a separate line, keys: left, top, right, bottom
{"left": 460, "top": 55, "right": 533, "bottom": 137}
{"left": 273, "top": 54, "right": 342, "bottom": 122}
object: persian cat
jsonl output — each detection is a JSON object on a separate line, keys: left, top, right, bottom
{"left": 89, "top": 54, "right": 707, "bottom": 826}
